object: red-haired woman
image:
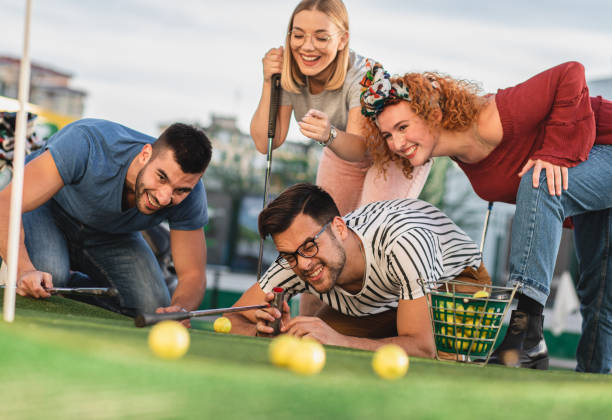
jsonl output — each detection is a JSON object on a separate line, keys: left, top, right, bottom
{"left": 360, "top": 61, "right": 612, "bottom": 373}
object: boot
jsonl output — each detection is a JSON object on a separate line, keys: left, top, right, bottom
{"left": 486, "top": 310, "right": 549, "bottom": 369}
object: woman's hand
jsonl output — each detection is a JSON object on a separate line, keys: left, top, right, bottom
{"left": 299, "top": 109, "right": 331, "bottom": 143}
{"left": 262, "top": 47, "right": 284, "bottom": 82}
{"left": 518, "top": 158, "right": 569, "bottom": 196}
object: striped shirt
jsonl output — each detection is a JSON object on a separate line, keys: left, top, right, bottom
{"left": 258, "top": 199, "right": 482, "bottom": 317}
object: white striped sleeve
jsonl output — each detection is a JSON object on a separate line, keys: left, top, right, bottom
{"left": 387, "top": 228, "right": 442, "bottom": 300}
{"left": 257, "top": 264, "right": 306, "bottom": 299}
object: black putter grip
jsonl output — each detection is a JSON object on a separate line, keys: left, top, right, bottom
{"left": 270, "top": 287, "right": 285, "bottom": 335}
{"left": 134, "top": 311, "right": 191, "bottom": 328}
{"left": 267, "top": 73, "right": 281, "bottom": 138}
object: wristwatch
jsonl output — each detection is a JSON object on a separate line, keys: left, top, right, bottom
{"left": 316, "top": 125, "right": 337, "bottom": 147}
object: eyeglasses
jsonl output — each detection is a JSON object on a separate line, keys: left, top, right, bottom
{"left": 288, "top": 29, "right": 344, "bottom": 49}
{"left": 275, "top": 220, "right": 332, "bottom": 270}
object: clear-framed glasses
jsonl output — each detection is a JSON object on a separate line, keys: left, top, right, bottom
{"left": 275, "top": 220, "right": 332, "bottom": 270}
{"left": 288, "top": 29, "right": 344, "bottom": 49}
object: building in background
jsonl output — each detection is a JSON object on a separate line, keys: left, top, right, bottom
{"left": 204, "top": 114, "right": 319, "bottom": 195}
{"left": 1, "top": 55, "right": 88, "bottom": 190}
{"left": 0, "top": 55, "right": 87, "bottom": 119}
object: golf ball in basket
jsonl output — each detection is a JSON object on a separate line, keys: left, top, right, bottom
{"left": 472, "top": 290, "right": 490, "bottom": 299}
{"left": 148, "top": 320, "right": 190, "bottom": 360}
{"left": 288, "top": 339, "right": 326, "bottom": 375}
{"left": 372, "top": 344, "right": 409, "bottom": 380}
{"left": 213, "top": 316, "right": 232, "bottom": 333}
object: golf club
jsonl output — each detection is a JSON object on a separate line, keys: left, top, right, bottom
{"left": 256, "top": 72, "right": 281, "bottom": 281}
{"left": 270, "top": 287, "right": 285, "bottom": 334}
{"left": 134, "top": 303, "right": 269, "bottom": 328}
{"left": 479, "top": 202, "right": 494, "bottom": 255}
{"left": 1, "top": 285, "right": 119, "bottom": 297}
{"left": 134, "top": 287, "right": 286, "bottom": 328}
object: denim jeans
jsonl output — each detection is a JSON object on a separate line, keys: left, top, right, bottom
{"left": 507, "top": 145, "right": 612, "bottom": 373}
{"left": 21, "top": 200, "right": 171, "bottom": 317}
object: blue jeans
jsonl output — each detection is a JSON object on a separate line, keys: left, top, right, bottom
{"left": 508, "top": 144, "right": 612, "bottom": 373}
{"left": 22, "top": 200, "right": 170, "bottom": 317}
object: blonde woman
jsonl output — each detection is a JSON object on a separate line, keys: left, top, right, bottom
{"left": 250, "top": 0, "right": 430, "bottom": 216}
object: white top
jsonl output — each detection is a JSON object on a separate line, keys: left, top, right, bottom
{"left": 258, "top": 199, "right": 482, "bottom": 317}
{"left": 280, "top": 50, "right": 367, "bottom": 131}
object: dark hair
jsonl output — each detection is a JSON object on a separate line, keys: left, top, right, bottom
{"left": 152, "top": 123, "right": 212, "bottom": 174}
{"left": 258, "top": 183, "right": 340, "bottom": 238}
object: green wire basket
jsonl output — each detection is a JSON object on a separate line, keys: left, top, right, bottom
{"left": 422, "top": 279, "right": 519, "bottom": 364}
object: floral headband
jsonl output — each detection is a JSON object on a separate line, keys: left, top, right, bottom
{"left": 360, "top": 60, "right": 411, "bottom": 120}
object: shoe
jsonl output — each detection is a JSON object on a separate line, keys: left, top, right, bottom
{"left": 485, "top": 310, "right": 549, "bottom": 369}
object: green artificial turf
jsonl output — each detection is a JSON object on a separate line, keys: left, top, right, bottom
{"left": 0, "top": 291, "right": 611, "bottom": 420}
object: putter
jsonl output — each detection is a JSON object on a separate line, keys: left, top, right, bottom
{"left": 134, "top": 287, "right": 286, "bottom": 328}
{"left": 134, "top": 304, "right": 270, "bottom": 328}
{"left": 256, "top": 72, "right": 282, "bottom": 281}
{"left": 270, "top": 287, "right": 285, "bottom": 335}
{"left": 0, "top": 285, "right": 119, "bottom": 297}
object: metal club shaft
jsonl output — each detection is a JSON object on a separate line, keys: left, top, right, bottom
{"left": 256, "top": 73, "right": 281, "bottom": 281}
{"left": 134, "top": 303, "right": 269, "bottom": 327}
{"left": 479, "top": 202, "right": 494, "bottom": 255}
{"left": 0, "top": 285, "right": 119, "bottom": 297}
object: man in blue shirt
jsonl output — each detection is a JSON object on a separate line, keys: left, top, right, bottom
{"left": 0, "top": 119, "right": 212, "bottom": 318}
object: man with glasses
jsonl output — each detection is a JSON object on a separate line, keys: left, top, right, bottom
{"left": 226, "top": 183, "right": 489, "bottom": 357}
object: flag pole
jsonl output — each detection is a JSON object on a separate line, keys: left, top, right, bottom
{"left": 4, "top": 0, "right": 33, "bottom": 322}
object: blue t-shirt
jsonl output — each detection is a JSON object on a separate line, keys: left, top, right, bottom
{"left": 28, "top": 119, "right": 208, "bottom": 234}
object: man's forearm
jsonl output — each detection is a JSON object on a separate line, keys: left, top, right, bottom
{"left": 170, "top": 274, "right": 206, "bottom": 311}
{"left": 336, "top": 335, "right": 436, "bottom": 359}
{"left": 225, "top": 312, "right": 257, "bottom": 336}
{"left": 0, "top": 210, "right": 36, "bottom": 276}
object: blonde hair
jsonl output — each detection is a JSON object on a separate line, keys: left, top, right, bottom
{"left": 282, "top": 0, "right": 350, "bottom": 94}
{"left": 363, "top": 72, "right": 484, "bottom": 178}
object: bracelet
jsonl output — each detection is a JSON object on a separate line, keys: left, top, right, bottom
{"left": 316, "top": 125, "right": 337, "bottom": 147}
{"left": 326, "top": 125, "right": 337, "bottom": 147}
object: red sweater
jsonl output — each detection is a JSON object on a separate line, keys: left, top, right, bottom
{"left": 456, "top": 61, "right": 612, "bottom": 204}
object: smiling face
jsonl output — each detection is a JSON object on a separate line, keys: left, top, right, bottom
{"left": 134, "top": 148, "right": 202, "bottom": 215}
{"left": 376, "top": 101, "right": 440, "bottom": 167}
{"left": 272, "top": 213, "right": 346, "bottom": 293}
{"left": 289, "top": 9, "right": 348, "bottom": 82}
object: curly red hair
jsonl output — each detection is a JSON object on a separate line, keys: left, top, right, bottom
{"left": 362, "top": 72, "right": 484, "bottom": 178}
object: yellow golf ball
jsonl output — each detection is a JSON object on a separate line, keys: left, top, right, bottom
{"left": 288, "top": 339, "right": 326, "bottom": 375}
{"left": 372, "top": 344, "right": 409, "bottom": 380}
{"left": 213, "top": 316, "right": 232, "bottom": 333}
{"left": 148, "top": 320, "right": 190, "bottom": 360}
{"left": 269, "top": 334, "right": 300, "bottom": 367}
{"left": 472, "top": 290, "right": 490, "bottom": 299}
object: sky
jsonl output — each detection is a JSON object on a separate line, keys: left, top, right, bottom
{"left": 1, "top": 0, "right": 612, "bottom": 139}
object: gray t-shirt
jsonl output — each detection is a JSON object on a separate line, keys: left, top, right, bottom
{"left": 280, "top": 50, "right": 368, "bottom": 131}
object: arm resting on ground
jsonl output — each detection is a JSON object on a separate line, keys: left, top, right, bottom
{"left": 284, "top": 296, "right": 436, "bottom": 358}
